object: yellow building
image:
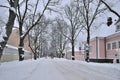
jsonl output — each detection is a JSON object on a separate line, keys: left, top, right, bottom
{"left": 1, "top": 28, "right": 32, "bottom": 62}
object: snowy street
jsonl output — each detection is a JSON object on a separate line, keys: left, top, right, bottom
{"left": 0, "top": 58, "right": 120, "bottom": 80}
{"left": 0, "top": 0, "right": 120, "bottom": 80}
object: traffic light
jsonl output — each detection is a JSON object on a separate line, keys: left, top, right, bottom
{"left": 107, "top": 17, "right": 112, "bottom": 26}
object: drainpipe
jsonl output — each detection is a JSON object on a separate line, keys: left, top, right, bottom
{"left": 104, "top": 37, "right": 107, "bottom": 59}
{"left": 96, "top": 37, "right": 98, "bottom": 59}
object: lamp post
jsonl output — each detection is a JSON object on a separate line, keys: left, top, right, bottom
{"left": 115, "top": 48, "right": 120, "bottom": 63}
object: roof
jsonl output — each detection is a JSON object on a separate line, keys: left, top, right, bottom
{"left": 90, "top": 37, "right": 105, "bottom": 41}
{"left": 67, "top": 47, "right": 79, "bottom": 52}
{"left": 106, "top": 31, "right": 120, "bottom": 39}
{"left": 115, "top": 19, "right": 120, "bottom": 25}
{"left": 5, "top": 44, "right": 30, "bottom": 53}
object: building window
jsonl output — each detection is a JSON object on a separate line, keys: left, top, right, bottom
{"left": 107, "top": 43, "right": 111, "bottom": 50}
{"left": 116, "top": 25, "right": 120, "bottom": 32}
{"left": 118, "top": 41, "right": 120, "bottom": 48}
{"left": 112, "top": 42, "right": 117, "bottom": 49}
{"left": 89, "top": 45, "right": 92, "bottom": 52}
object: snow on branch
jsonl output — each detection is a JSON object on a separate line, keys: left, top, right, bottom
{"left": 0, "top": 26, "right": 7, "bottom": 42}
{"left": 0, "top": 5, "right": 10, "bottom": 9}
{"left": 12, "top": 0, "right": 14, "bottom": 3}
{"left": 20, "top": 34, "right": 24, "bottom": 38}
{"left": 10, "top": 7, "right": 16, "bottom": 14}
{"left": 18, "top": 46, "right": 23, "bottom": 48}
{"left": 0, "top": 6, "right": 16, "bottom": 14}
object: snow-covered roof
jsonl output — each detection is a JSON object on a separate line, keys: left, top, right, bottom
{"left": 6, "top": 44, "right": 18, "bottom": 50}
{"left": 5, "top": 44, "right": 30, "bottom": 53}
{"left": 67, "top": 47, "right": 79, "bottom": 52}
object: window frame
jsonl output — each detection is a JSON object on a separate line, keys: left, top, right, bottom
{"left": 116, "top": 25, "right": 120, "bottom": 32}
{"left": 107, "top": 43, "right": 111, "bottom": 50}
{"left": 112, "top": 42, "right": 117, "bottom": 49}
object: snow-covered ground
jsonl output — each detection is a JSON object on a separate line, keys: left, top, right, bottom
{"left": 0, "top": 58, "right": 120, "bottom": 80}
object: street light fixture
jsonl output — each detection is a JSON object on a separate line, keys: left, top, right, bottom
{"left": 114, "top": 48, "right": 120, "bottom": 63}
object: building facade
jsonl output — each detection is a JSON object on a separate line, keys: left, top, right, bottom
{"left": 65, "top": 20, "right": 120, "bottom": 61}
{"left": 65, "top": 47, "right": 85, "bottom": 61}
{"left": 1, "top": 28, "right": 32, "bottom": 62}
{"left": 86, "top": 19, "right": 120, "bottom": 61}
{"left": 90, "top": 33, "right": 120, "bottom": 60}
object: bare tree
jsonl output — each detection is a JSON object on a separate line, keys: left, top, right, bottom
{"left": 39, "top": 35, "right": 49, "bottom": 58}
{"left": 27, "top": 15, "right": 49, "bottom": 60}
{"left": 63, "top": 1, "right": 84, "bottom": 60}
{"left": 0, "top": 0, "right": 18, "bottom": 60}
{"left": 77, "top": 0, "right": 104, "bottom": 62}
{"left": 28, "top": 26, "right": 41, "bottom": 60}
{"left": 55, "top": 18, "right": 69, "bottom": 58}
{"left": 49, "top": 18, "right": 69, "bottom": 58}
{"left": 49, "top": 25, "right": 58, "bottom": 58}
{"left": 16, "top": 0, "right": 60, "bottom": 61}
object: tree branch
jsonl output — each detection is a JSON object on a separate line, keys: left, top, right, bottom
{"left": 89, "top": 0, "right": 101, "bottom": 27}
{"left": 23, "top": 0, "right": 51, "bottom": 39}
{"left": 0, "top": 5, "right": 9, "bottom": 9}
{"left": 101, "top": 0, "right": 120, "bottom": 18}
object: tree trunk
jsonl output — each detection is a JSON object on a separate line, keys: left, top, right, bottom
{"left": 34, "top": 46, "right": 37, "bottom": 60}
{"left": 71, "top": 40, "right": 75, "bottom": 60}
{"left": 18, "top": 20, "right": 25, "bottom": 61}
{"left": 18, "top": 38, "right": 24, "bottom": 61}
{"left": 86, "top": 28, "right": 90, "bottom": 62}
{"left": 0, "top": 42, "right": 6, "bottom": 60}
{"left": 34, "top": 53, "right": 37, "bottom": 60}
{"left": 0, "top": 7, "right": 16, "bottom": 59}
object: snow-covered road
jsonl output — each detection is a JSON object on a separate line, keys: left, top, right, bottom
{"left": 0, "top": 58, "right": 120, "bottom": 80}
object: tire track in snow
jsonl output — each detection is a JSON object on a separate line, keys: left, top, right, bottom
{"left": 53, "top": 60, "right": 96, "bottom": 80}
{"left": 26, "top": 59, "right": 66, "bottom": 80}
{"left": 22, "top": 60, "right": 41, "bottom": 80}
{"left": 53, "top": 60, "right": 119, "bottom": 80}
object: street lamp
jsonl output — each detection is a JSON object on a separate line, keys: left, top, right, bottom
{"left": 114, "top": 48, "right": 120, "bottom": 63}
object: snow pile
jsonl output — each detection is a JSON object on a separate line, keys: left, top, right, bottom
{"left": 0, "top": 58, "right": 120, "bottom": 80}
{"left": 5, "top": 44, "right": 30, "bottom": 53}
{"left": 0, "top": 59, "right": 40, "bottom": 80}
